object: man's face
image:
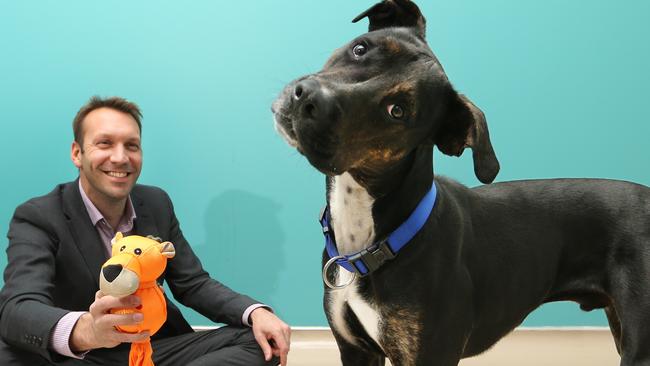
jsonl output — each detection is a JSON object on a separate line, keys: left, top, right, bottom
{"left": 71, "top": 107, "right": 142, "bottom": 205}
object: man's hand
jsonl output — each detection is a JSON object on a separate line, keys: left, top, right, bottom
{"left": 250, "top": 307, "right": 291, "bottom": 366}
{"left": 70, "top": 291, "right": 150, "bottom": 352}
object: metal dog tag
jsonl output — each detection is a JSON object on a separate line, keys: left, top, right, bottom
{"left": 322, "top": 255, "right": 356, "bottom": 290}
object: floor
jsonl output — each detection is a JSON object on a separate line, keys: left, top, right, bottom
{"left": 287, "top": 327, "right": 620, "bottom": 365}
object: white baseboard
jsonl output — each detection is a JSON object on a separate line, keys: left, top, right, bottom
{"left": 192, "top": 326, "right": 618, "bottom": 365}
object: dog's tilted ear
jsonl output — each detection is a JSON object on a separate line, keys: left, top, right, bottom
{"left": 352, "top": 0, "right": 426, "bottom": 38}
{"left": 436, "top": 93, "right": 500, "bottom": 184}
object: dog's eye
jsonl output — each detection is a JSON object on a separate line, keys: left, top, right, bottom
{"left": 388, "top": 104, "right": 404, "bottom": 119}
{"left": 352, "top": 44, "right": 367, "bottom": 58}
{"left": 134, "top": 248, "right": 142, "bottom": 255}
{"left": 119, "top": 245, "right": 126, "bottom": 252}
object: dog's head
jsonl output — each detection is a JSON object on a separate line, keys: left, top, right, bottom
{"left": 272, "top": 0, "right": 499, "bottom": 184}
{"left": 99, "top": 233, "right": 175, "bottom": 297}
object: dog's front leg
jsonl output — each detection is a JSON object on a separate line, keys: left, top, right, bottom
{"left": 335, "top": 335, "right": 386, "bottom": 366}
{"left": 325, "top": 299, "right": 387, "bottom": 365}
{"left": 381, "top": 311, "right": 470, "bottom": 366}
{"left": 380, "top": 273, "right": 473, "bottom": 366}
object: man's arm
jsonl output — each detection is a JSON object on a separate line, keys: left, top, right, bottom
{"left": 0, "top": 201, "right": 74, "bottom": 361}
{"left": 250, "top": 307, "right": 291, "bottom": 366}
{"left": 50, "top": 311, "right": 87, "bottom": 358}
{"left": 50, "top": 295, "right": 150, "bottom": 358}
{"left": 156, "top": 188, "right": 292, "bottom": 364}
{"left": 68, "top": 292, "right": 149, "bottom": 352}
{"left": 158, "top": 190, "right": 262, "bottom": 325}
{"left": 0, "top": 201, "right": 149, "bottom": 361}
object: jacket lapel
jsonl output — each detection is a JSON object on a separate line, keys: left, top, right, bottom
{"left": 130, "top": 189, "right": 166, "bottom": 286}
{"left": 62, "top": 180, "right": 108, "bottom": 286}
{"left": 62, "top": 182, "right": 162, "bottom": 289}
{"left": 131, "top": 189, "right": 160, "bottom": 239}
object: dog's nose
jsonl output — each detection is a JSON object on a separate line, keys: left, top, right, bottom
{"left": 293, "top": 79, "right": 338, "bottom": 121}
{"left": 293, "top": 79, "right": 316, "bottom": 100}
{"left": 293, "top": 84, "right": 305, "bottom": 100}
{"left": 294, "top": 80, "right": 318, "bottom": 118}
{"left": 102, "top": 264, "right": 123, "bottom": 283}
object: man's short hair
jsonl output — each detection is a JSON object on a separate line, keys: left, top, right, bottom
{"left": 72, "top": 96, "right": 143, "bottom": 145}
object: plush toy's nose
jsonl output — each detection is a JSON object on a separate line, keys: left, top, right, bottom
{"left": 102, "top": 264, "right": 123, "bottom": 283}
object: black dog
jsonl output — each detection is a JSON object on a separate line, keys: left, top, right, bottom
{"left": 272, "top": 1, "right": 650, "bottom": 365}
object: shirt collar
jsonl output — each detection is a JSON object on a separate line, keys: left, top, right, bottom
{"left": 78, "top": 179, "right": 136, "bottom": 228}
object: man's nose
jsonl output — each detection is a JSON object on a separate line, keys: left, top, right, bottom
{"left": 110, "top": 145, "right": 129, "bottom": 164}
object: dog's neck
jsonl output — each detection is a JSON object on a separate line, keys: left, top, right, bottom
{"left": 327, "top": 146, "right": 434, "bottom": 254}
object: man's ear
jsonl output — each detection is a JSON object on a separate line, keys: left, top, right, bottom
{"left": 352, "top": 0, "right": 426, "bottom": 38}
{"left": 436, "top": 92, "right": 500, "bottom": 184}
{"left": 71, "top": 141, "right": 82, "bottom": 168}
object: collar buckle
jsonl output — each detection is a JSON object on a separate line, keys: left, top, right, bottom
{"left": 349, "top": 240, "right": 395, "bottom": 276}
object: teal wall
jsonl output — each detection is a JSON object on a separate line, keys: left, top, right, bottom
{"left": 1, "top": 0, "right": 648, "bottom": 327}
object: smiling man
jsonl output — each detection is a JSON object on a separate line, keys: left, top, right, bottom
{"left": 0, "top": 96, "right": 290, "bottom": 366}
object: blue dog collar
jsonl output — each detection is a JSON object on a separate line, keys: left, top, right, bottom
{"left": 320, "top": 181, "right": 438, "bottom": 277}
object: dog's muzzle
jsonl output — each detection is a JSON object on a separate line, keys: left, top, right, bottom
{"left": 273, "top": 78, "right": 347, "bottom": 174}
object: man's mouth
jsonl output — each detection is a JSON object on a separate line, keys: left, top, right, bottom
{"left": 104, "top": 171, "right": 130, "bottom": 178}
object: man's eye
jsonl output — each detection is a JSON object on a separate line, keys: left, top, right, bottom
{"left": 352, "top": 44, "right": 367, "bottom": 58}
{"left": 97, "top": 141, "right": 110, "bottom": 147}
{"left": 127, "top": 144, "right": 140, "bottom": 152}
{"left": 387, "top": 104, "right": 405, "bottom": 119}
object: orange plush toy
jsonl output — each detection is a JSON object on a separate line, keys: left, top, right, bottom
{"left": 99, "top": 232, "right": 175, "bottom": 366}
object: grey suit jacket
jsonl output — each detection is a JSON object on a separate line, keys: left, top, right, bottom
{"left": 0, "top": 180, "right": 258, "bottom": 362}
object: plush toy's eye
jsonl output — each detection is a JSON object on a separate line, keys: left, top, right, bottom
{"left": 120, "top": 245, "right": 126, "bottom": 252}
{"left": 134, "top": 248, "right": 142, "bottom": 255}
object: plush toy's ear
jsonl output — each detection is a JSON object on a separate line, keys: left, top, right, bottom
{"left": 158, "top": 242, "right": 176, "bottom": 259}
{"left": 110, "top": 232, "right": 124, "bottom": 256}
{"left": 111, "top": 231, "right": 124, "bottom": 245}
{"left": 352, "top": 0, "right": 426, "bottom": 38}
{"left": 435, "top": 93, "right": 500, "bottom": 184}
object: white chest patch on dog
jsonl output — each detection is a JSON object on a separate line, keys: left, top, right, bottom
{"left": 329, "top": 172, "right": 376, "bottom": 254}
{"left": 327, "top": 173, "right": 383, "bottom": 349}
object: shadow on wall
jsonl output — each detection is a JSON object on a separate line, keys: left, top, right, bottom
{"left": 197, "top": 189, "right": 286, "bottom": 306}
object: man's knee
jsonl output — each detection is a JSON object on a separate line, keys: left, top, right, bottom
{"left": 234, "top": 327, "right": 258, "bottom": 346}
{"left": 227, "top": 327, "right": 279, "bottom": 366}
{"left": 241, "top": 330, "right": 280, "bottom": 366}
{"left": 0, "top": 338, "right": 49, "bottom": 366}
{"left": 180, "top": 327, "right": 276, "bottom": 366}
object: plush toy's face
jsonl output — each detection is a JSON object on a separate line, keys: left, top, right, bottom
{"left": 99, "top": 233, "right": 175, "bottom": 297}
